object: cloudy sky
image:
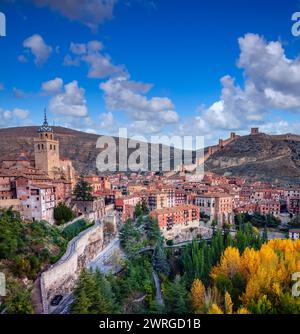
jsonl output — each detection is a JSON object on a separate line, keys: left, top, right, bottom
{"left": 1, "top": 0, "right": 300, "bottom": 146}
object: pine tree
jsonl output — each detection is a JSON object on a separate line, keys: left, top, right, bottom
{"left": 153, "top": 241, "right": 170, "bottom": 276}
{"left": 73, "top": 178, "right": 94, "bottom": 201}
{"left": 71, "top": 289, "right": 91, "bottom": 314}
{"left": 262, "top": 225, "right": 268, "bottom": 243}
{"left": 165, "top": 276, "right": 188, "bottom": 314}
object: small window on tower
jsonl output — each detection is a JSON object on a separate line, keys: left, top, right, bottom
{"left": 50, "top": 145, "right": 52, "bottom": 150}
{"left": 38, "top": 144, "right": 40, "bottom": 150}
{"left": 54, "top": 145, "right": 56, "bottom": 150}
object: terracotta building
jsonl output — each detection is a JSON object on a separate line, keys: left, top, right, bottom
{"left": 194, "top": 192, "right": 234, "bottom": 225}
{"left": 150, "top": 204, "right": 200, "bottom": 230}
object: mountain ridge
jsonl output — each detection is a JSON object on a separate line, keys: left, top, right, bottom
{"left": 1, "top": 126, "right": 300, "bottom": 183}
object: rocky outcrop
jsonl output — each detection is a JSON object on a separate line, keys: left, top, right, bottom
{"left": 205, "top": 133, "right": 300, "bottom": 183}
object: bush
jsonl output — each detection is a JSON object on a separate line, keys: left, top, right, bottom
{"left": 54, "top": 203, "right": 75, "bottom": 225}
{"left": 62, "top": 219, "right": 94, "bottom": 241}
{"left": 166, "top": 239, "right": 174, "bottom": 247}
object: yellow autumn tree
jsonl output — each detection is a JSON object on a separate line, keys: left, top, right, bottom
{"left": 240, "top": 247, "right": 260, "bottom": 280}
{"left": 236, "top": 307, "right": 250, "bottom": 314}
{"left": 191, "top": 279, "right": 206, "bottom": 313}
{"left": 224, "top": 291, "right": 233, "bottom": 314}
{"left": 242, "top": 242, "right": 297, "bottom": 306}
{"left": 209, "top": 239, "right": 300, "bottom": 314}
{"left": 208, "top": 303, "right": 223, "bottom": 314}
{"left": 211, "top": 247, "right": 241, "bottom": 281}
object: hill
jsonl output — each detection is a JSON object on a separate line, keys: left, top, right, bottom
{"left": 0, "top": 126, "right": 180, "bottom": 175}
{"left": 1, "top": 126, "right": 300, "bottom": 183}
{"left": 204, "top": 133, "right": 300, "bottom": 183}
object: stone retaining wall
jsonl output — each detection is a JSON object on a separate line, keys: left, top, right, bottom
{"left": 40, "top": 220, "right": 104, "bottom": 313}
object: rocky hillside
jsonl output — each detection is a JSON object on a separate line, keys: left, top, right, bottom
{"left": 1, "top": 126, "right": 300, "bottom": 183}
{"left": 0, "top": 126, "right": 180, "bottom": 175}
{"left": 205, "top": 133, "right": 300, "bottom": 183}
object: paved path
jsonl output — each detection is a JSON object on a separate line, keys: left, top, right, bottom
{"left": 152, "top": 271, "right": 164, "bottom": 306}
{"left": 51, "top": 294, "right": 74, "bottom": 314}
{"left": 88, "top": 238, "right": 124, "bottom": 273}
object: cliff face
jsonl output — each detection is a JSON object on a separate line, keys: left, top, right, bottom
{"left": 205, "top": 133, "right": 300, "bottom": 183}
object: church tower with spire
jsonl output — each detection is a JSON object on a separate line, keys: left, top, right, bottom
{"left": 34, "top": 109, "right": 60, "bottom": 178}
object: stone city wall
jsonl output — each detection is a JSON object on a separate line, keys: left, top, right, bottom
{"left": 40, "top": 220, "right": 104, "bottom": 313}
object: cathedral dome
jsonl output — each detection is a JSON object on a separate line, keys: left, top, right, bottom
{"left": 17, "top": 153, "right": 29, "bottom": 161}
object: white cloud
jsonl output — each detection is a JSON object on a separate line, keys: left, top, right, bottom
{"left": 12, "top": 88, "right": 27, "bottom": 99}
{"left": 49, "top": 80, "right": 88, "bottom": 118}
{"left": 29, "top": 0, "right": 117, "bottom": 30}
{"left": 41, "top": 77, "right": 63, "bottom": 95}
{"left": 17, "top": 54, "right": 28, "bottom": 63}
{"left": 0, "top": 108, "right": 30, "bottom": 127}
{"left": 23, "top": 34, "right": 52, "bottom": 65}
{"left": 100, "top": 76, "right": 179, "bottom": 133}
{"left": 64, "top": 40, "right": 126, "bottom": 79}
{"left": 70, "top": 42, "right": 87, "bottom": 55}
{"left": 99, "top": 111, "right": 114, "bottom": 128}
{"left": 13, "top": 108, "right": 29, "bottom": 120}
{"left": 63, "top": 54, "right": 80, "bottom": 66}
{"left": 194, "top": 33, "right": 300, "bottom": 139}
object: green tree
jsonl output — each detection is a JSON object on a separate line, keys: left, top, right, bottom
{"left": 71, "top": 270, "right": 118, "bottom": 314}
{"left": 119, "top": 219, "right": 142, "bottom": 258}
{"left": 71, "top": 289, "right": 91, "bottom": 314}
{"left": 5, "top": 281, "right": 34, "bottom": 314}
{"left": 73, "top": 178, "right": 94, "bottom": 201}
{"left": 164, "top": 276, "right": 188, "bottom": 314}
{"left": 142, "top": 201, "right": 150, "bottom": 215}
{"left": 211, "top": 219, "right": 218, "bottom": 235}
{"left": 54, "top": 202, "right": 75, "bottom": 225}
{"left": 153, "top": 241, "right": 170, "bottom": 276}
{"left": 135, "top": 203, "right": 143, "bottom": 217}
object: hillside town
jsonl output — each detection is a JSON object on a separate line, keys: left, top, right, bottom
{"left": 0, "top": 114, "right": 299, "bottom": 241}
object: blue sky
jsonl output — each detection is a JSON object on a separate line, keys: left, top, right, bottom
{"left": 1, "top": 0, "right": 300, "bottom": 145}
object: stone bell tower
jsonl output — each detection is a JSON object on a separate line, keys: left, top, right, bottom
{"left": 34, "top": 109, "right": 60, "bottom": 179}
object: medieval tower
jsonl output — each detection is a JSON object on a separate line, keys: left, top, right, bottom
{"left": 34, "top": 110, "right": 60, "bottom": 179}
